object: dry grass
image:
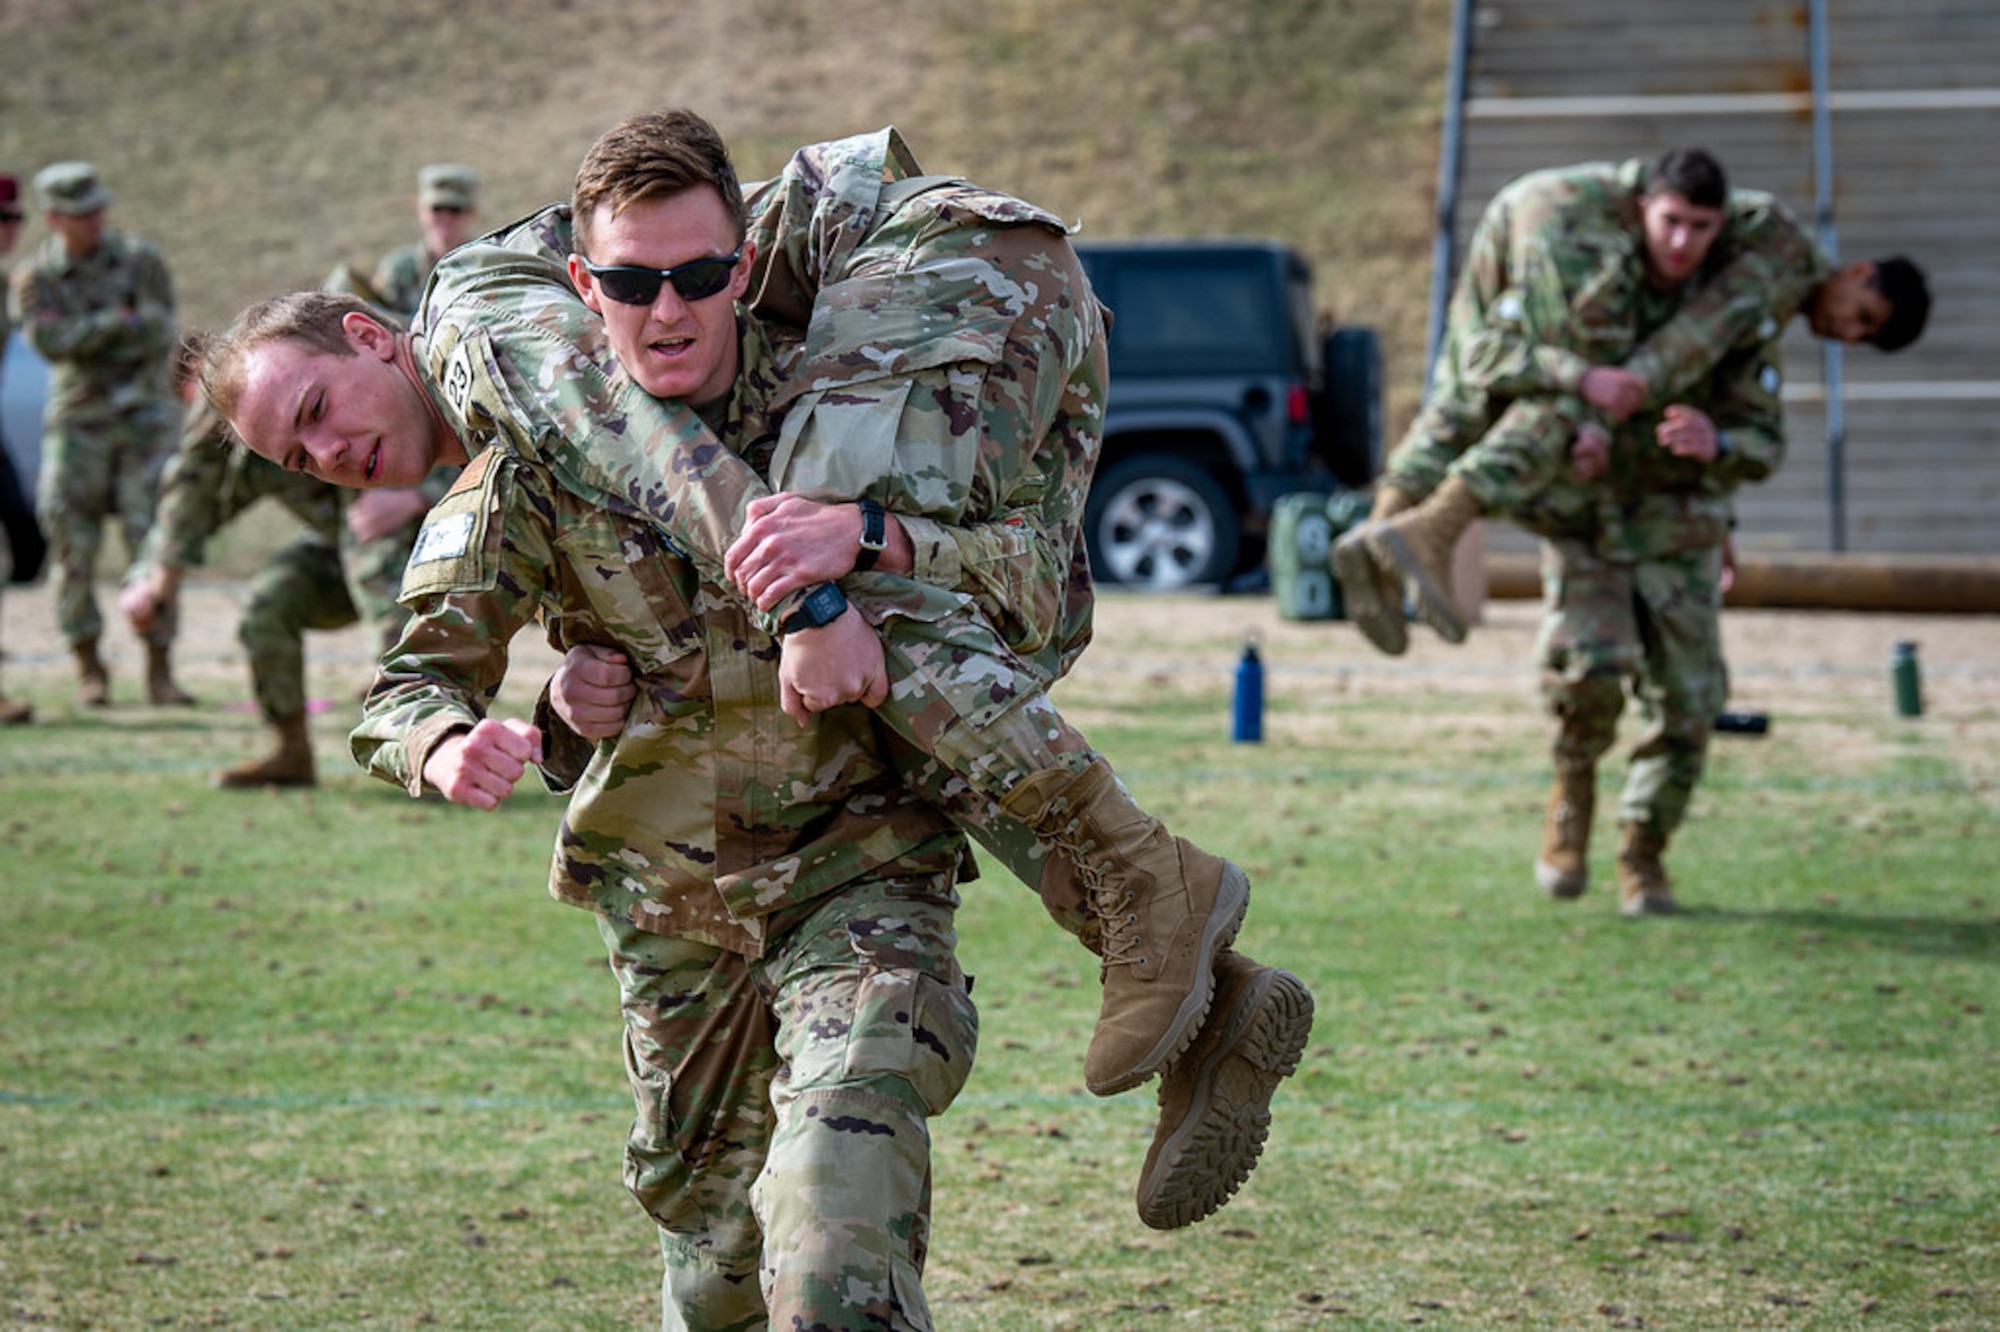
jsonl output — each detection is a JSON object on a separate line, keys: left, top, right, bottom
{"left": 0, "top": 0, "right": 1451, "bottom": 430}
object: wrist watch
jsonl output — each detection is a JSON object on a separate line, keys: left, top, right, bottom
{"left": 853, "top": 497, "right": 887, "bottom": 573}
{"left": 781, "top": 581, "right": 849, "bottom": 635}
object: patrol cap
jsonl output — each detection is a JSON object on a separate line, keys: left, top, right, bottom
{"left": 418, "top": 163, "right": 479, "bottom": 211}
{"left": 34, "top": 161, "right": 111, "bottom": 215}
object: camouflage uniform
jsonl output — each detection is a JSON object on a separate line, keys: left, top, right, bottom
{"left": 9, "top": 213, "right": 179, "bottom": 650}
{"left": 135, "top": 398, "right": 435, "bottom": 722}
{"left": 367, "top": 242, "right": 435, "bottom": 325}
{"left": 1531, "top": 285, "right": 1787, "bottom": 840}
{"left": 352, "top": 439, "right": 978, "bottom": 1331}
{"left": 370, "top": 162, "right": 479, "bottom": 320}
{"left": 419, "top": 127, "right": 1111, "bottom": 914}
{"left": 1383, "top": 158, "right": 1825, "bottom": 513}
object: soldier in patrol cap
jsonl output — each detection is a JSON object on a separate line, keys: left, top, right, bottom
{"left": 9, "top": 161, "right": 193, "bottom": 708}
{"left": 367, "top": 162, "right": 480, "bottom": 319}
{"left": 1, "top": 170, "right": 36, "bottom": 724}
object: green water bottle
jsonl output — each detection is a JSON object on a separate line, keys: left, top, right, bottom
{"left": 1891, "top": 640, "right": 1923, "bottom": 717}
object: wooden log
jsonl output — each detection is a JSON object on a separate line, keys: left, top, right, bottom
{"left": 1486, "top": 551, "right": 2000, "bottom": 613}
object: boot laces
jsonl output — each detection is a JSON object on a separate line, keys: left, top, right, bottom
{"left": 1047, "top": 804, "right": 1147, "bottom": 969}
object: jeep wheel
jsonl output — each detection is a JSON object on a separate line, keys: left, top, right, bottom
{"left": 1085, "top": 456, "right": 1240, "bottom": 589}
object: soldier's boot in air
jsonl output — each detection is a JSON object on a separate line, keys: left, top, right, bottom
{"left": 1001, "top": 757, "right": 1250, "bottom": 1095}
{"left": 213, "top": 712, "right": 317, "bottom": 789}
{"left": 146, "top": 642, "right": 196, "bottom": 707}
{"left": 1360, "top": 473, "right": 1484, "bottom": 644}
{"left": 1615, "top": 820, "right": 1677, "bottom": 917}
{"left": 1535, "top": 764, "right": 1595, "bottom": 899}
{"left": 0, "top": 691, "right": 31, "bottom": 726}
{"left": 1330, "top": 483, "right": 1415, "bottom": 655}
{"left": 1135, "top": 949, "right": 1314, "bottom": 1230}
{"left": 73, "top": 637, "right": 110, "bottom": 707}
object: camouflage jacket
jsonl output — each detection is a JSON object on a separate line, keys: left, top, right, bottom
{"left": 1511, "top": 321, "right": 1788, "bottom": 559}
{"left": 414, "top": 127, "right": 1105, "bottom": 675}
{"left": 350, "top": 439, "right": 970, "bottom": 957}
{"left": 8, "top": 228, "right": 177, "bottom": 422}
{"left": 368, "top": 242, "right": 435, "bottom": 321}
{"left": 1388, "top": 159, "right": 1821, "bottom": 499}
{"left": 139, "top": 396, "right": 343, "bottom": 572}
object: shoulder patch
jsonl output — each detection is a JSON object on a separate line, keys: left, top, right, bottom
{"left": 441, "top": 337, "right": 478, "bottom": 422}
{"left": 398, "top": 450, "right": 512, "bottom": 600}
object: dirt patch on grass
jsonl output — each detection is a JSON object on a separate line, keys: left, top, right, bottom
{"left": 5, "top": 577, "right": 1995, "bottom": 786}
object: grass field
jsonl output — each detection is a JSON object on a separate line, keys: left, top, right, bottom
{"left": 2, "top": 583, "right": 1996, "bottom": 1329}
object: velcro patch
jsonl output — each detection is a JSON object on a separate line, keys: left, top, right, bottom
{"left": 409, "top": 511, "right": 476, "bottom": 565}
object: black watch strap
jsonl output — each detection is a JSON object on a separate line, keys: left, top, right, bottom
{"left": 781, "top": 582, "right": 849, "bottom": 635}
{"left": 853, "top": 497, "right": 887, "bottom": 573}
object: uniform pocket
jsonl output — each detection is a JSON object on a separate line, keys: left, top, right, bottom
{"left": 552, "top": 514, "right": 704, "bottom": 677}
{"left": 840, "top": 965, "right": 979, "bottom": 1117}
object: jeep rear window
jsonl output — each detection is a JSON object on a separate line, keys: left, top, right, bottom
{"left": 1097, "top": 256, "right": 1294, "bottom": 376}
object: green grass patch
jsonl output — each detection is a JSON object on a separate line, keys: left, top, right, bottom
{"left": 4, "top": 604, "right": 1998, "bottom": 1328}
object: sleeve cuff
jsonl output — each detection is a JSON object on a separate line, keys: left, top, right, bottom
{"left": 894, "top": 514, "right": 962, "bottom": 588}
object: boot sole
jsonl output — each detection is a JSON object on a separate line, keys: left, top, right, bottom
{"left": 1363, "top": 525, "right": 1467, "bottom": 644}
{"left": 1331, "top": 528, "right": 1408, "bottom": 656}
{"left": 1086, "top": 861, "right": 1250, "bottom": 1096}
{"left": 1135, "top": 967, "right": 1315, "bottom": 1230}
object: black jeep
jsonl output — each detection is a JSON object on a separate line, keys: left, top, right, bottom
{"left": 1073, "top": 238, "right": 1380, "bottom": 589}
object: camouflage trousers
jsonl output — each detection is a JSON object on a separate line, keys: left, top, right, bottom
{"left": 879, "top": 726, "right": 1093, "bottom": 936}
{"left": 238, "top": 537, "right": 361, "bottom": 721}
{"left": 850, "top": 573, "right": 1102, "bottom": 930}
{"left": 36, "top": 415, "right": 175, "bottom": 646}
{"left": 1387, "top": 395, "right": 1593, "bottom": 523}
{"left": 1535, "top": 536, "right": 1727, "bottom": 835}
{"left": 239, "top": 519, "right": 418, "bottom": 718}
{"left": 600, "top": 868, "right": 977, "bottom": 1332}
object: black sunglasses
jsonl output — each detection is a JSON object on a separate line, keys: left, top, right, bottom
{"left": 579, "top": 251, "right": 742, "bottom": 306}
{"left": 0, "top": 211, "right": 23, "bottom": 224}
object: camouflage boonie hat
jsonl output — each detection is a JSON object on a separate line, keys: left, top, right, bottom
{"left": 34, "top": 161, "right": 111, "bottom": 215}
{"left": 419, "top": 163, "right": 479, "bottom": 210}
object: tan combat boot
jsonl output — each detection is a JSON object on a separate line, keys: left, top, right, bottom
{"left": 1000, "top": 758, "right": 1250, "bottom": 1095}
{"left": 1359, "top": 473, "right": 1484, "bottom": 643}
{"left": 0, "top": 692, "right": 31, "bottom": 726}
{"left": 1136, "top": 950, "right": 1314, "bottom": 1229}
{"left": 213, "top": 713, "right": 317, "bottom": 789}
{"left": 146, "top": 642, "right": 196, "bottom": 707}
{"left": 1615, "top": 820, "right": 1676, "bottom": 916}
{"left": 1330, "top": 483, "right": 1415, "bottom": 656}
{"left": 1535, "top": 765, "right": 1595, "bottom": 899}
{"left": 73, "top": 638, "right": 110, "bottom": 707}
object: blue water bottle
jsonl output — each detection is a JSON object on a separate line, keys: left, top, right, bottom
{"left": 1232, "top": 637, "right": 1264, "bottom": 743}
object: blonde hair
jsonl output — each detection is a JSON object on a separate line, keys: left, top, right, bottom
{"left": 199, "top": 290, "right": 379, "bottom": 420}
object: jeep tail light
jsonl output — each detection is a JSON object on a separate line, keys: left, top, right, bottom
{"left": 1287, "top": 382, "right": 1311, "bottom": 426}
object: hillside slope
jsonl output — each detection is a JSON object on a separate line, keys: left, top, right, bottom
{"left": 0, "top": 0, "right": 1451, "bottom": 426}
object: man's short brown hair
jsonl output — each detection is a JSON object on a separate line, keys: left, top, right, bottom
{"left": 571, "top": 109, "right": 746, "bottom": 257}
